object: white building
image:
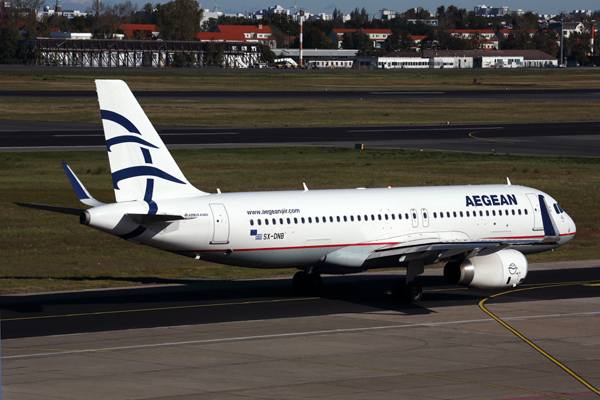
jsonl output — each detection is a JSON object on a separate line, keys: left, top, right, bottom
{"left": 378, "top": 9, "right": 396, "bottom": 20}
{"left": 38, "top": 6, "right": 87, "bottom": 20}
{"left": 201, "top": 9, "right": 223, "bottom": 27}
{"left": 253, "top": 4, "right": 288, "bottom": 19}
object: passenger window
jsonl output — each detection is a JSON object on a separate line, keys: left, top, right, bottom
{"left": 440, "top": 212, "right": 444, "bottom": 218}
{"left": 385, "top": 214, "right": 389, "bottom": 220}
{"left": 273, "top": 218, "right": 276, "bottom": 225}
{"left": 423, "top": 212, "right": 427, "bottom": 219}
{"left": 315, "top": 217, "right": 319, "bottom": 223}
{"left": 358, "top": 215, "right": 361, "bottom": 221}
{"left": 364, "top": 215, "right": 368, "bottom": 221}
{"left": 466, "top": 211, "right": 469, "bottom": 217}
{"left": 492, "top": 210, "right": 496, "bottom": 216}
{"left": 323, "top": 216, "right": 326, "bottom": 222}
{"left": 486, "top": 211, "right": 489, "bottom": 216}
{"left": 265, "top": 219, "right": 269, "bottom": 225}
{"left": 459, "top": 211, "right": 463, "bottom": 217}
{"left": 398, "top": 214, "right": 402, "bottom": 220}
{"left": 479, "top": 211, "right": 483, "bottom": 217}
{"left": 524, "top": 209, "right": 528, "bottom": 215}
{"left": 337, "top": 216, "right": 341, "bottom": 222}
{"left": 250, "top": 219, "right": 254, "bottom": 226}
{"left": 343, "top": 216, "right": 347, "bottom": 222}
{"left": 391, "top": 214, "right": 395, "bottom": 220}
{"left": 453, "top": 212, "right": 457, "bottom": 218}
{"left": 287, "top": 218, "right": 291, "bottom": 224}
{"left": 433, "top": 212, "right": 437, "bottom": 218}
{"left": 405, "top": 213, "right": 409, "bottom": 220}
{"left": 446, "top": 212, "right": 450, "bottom": 218}
{"left": 412, "top": 212, "right": 417, "bottom": 219}
{"left": 371, "top": 215, "right": 375, "bottom": 221}
{"left": 350, "top": 215, "right": 354, "bottom": 222}
{"left": 330, "top": 216, "right": 333, "bottom": 222}
{"left": 518, "top": 209, "right": 522, "bottom": 215}
{"left": 258, "top": 219, "right": 262, "bottom": 225}
{"left": 378, "top": 215, "right": 382, "bottom": 221}
{"left": 294, "top": 217, "right": 298, "bottom": 224}
{"left": 498, "top": 210, "right": 502, "bottom": 216}
{"left": 512, "top": 210, "right": 515, "bottom": 215}
{"left": 308, "top": 217, "right": 312, "bottom": 223}
{"left": 301, "top": 217, "right": 305, "bottom": 224}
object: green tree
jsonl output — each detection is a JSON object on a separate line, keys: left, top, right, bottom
{"left": 205, "top": 42, "right": 224, "bottom": 66}
{"left": 512, "top": 12, "right": 539, "bottom": 30}
{"left": 201, "top": 17, "right": 218, "bottom": 32}
{"left": 341, "top": 29, "right": 371, "bottom": 50}
{"left": 565, "top": 32, "right": 589, "bottom": 65}
{"left": 155, "top": 0, "right": 203, "bottom": 41}
{"left": 0, "top": 25, "right": 21, "bottom": 64}
{"left": 332, "top": 7, "right": 343, "bottom": 21}
{"left": 260, "top": 45, "right": 276, "bottom": 63}
{"left": 262, "top": 13, "right": 299, "bottom": 36}
{"left": 292, "top": 26, "right": 336, "bottom": 49}
{"left": 215, "top": 15, "right": 255, "bottom": 25}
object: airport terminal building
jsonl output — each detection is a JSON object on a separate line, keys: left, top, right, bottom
{"left": 356, "top": 50, "right": 558, "bottom": 70}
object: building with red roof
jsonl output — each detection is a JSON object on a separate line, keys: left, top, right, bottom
{"left": 197, "top": 32, "right": 246, "bottom": 42}
{"left": 214, "top": 24, "right": 275, "bottom": 47}
{"left": 119, "top": 24, "right": 158, "bottom": 39}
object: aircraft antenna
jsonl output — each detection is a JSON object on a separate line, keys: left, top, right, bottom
{"left": 303, "top": 182, "right": 308, "bottom": 191}
{"left": 506, "top": 177, "right": 511, "bottom": 186}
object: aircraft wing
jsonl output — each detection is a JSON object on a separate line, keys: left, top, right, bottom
{"left": 365, "top": 237, "right": 545, "bottom": 264}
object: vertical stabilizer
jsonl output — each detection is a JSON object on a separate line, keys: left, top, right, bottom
{"left": 96, "top": 80, "right": 207, "bottom": 206}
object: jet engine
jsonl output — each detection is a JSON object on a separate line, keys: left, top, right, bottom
{"left": 444, "top": 249, "right": 528, "bottom": 289}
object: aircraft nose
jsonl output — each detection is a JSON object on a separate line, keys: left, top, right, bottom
{"left": 562, "top": 213, "right": 576, "bottom": 244}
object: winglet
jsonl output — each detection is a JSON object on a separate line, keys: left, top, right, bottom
{"left": 61, "top": 163, "right": 105, "bottom": 207}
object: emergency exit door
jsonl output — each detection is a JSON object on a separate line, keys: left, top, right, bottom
{"left": 209, "top": 203, "right": 230, "bottom": 244}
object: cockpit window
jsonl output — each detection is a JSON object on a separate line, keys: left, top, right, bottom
{"left": 553, "top": 204, "right": 560, "bottom": 214}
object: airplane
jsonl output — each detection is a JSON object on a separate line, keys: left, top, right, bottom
{"left": 17, "top": 80, "right": 577, "bottom": 302}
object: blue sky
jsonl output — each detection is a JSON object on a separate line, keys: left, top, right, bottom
{"left": 58, "top": 0, "right": 597, "bottom": 17}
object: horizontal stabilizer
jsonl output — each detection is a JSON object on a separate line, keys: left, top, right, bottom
{"left": 127, "top": 213, "right": 188, "bottom": 224}
{"left": 15, "top": 202, "right": 85, "bottom": 216}
{"left": 61, "top": 163, "right": 105, "bottom": 207}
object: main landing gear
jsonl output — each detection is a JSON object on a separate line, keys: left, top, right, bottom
{"left": 293, "top": 269, "right": 322, "bottom": 296}
{"left": 392, "top": 260, "right": 424, "bottom": 302}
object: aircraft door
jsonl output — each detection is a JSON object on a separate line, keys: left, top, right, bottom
{"left": 421, "top": 208, "right": 429, "bottom": 227}
{"left": 209, "top": 203, "right": 230, "bottom": 244}
{"left": 526, "top": 194, "right": 543, "bottom": 231}
{"left": 410, "top": 208, "right": 419, "bottom": 228}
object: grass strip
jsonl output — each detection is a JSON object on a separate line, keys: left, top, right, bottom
{"left": 2, "top": 68, "right": 600, "bottom": 91}
{"left": 2, "top": 98, "right": 600, "bottom": 127}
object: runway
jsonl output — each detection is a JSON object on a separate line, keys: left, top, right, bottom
{"left": 2, "top": 260, "right": 600, "bottom": 399}
{"left": 2, "top": 120, "right": 600, "bottom": 157}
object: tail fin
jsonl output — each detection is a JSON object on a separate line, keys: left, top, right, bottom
{"left": 95, "top": 80, "right": 207, "bottom": 205}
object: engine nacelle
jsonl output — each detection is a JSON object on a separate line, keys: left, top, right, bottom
{"left": 444, "top": 249, "right": 528, "bottom": 289}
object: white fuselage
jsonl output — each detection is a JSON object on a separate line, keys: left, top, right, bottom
{"left": 90, "top": 184, "right": 576, "bottom": 272}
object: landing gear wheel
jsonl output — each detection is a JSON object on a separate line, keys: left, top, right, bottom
{"left": 306, "top": 273, "right": 322, "bottom": 296}
{"left": 391, "top": 279, "right": 406, "bottom": 301}
{"left": 292, "top": 271, "right": 306, "bottom": 294}
{"left": 404, "top": 282, "right": 423, "bottom": 302}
